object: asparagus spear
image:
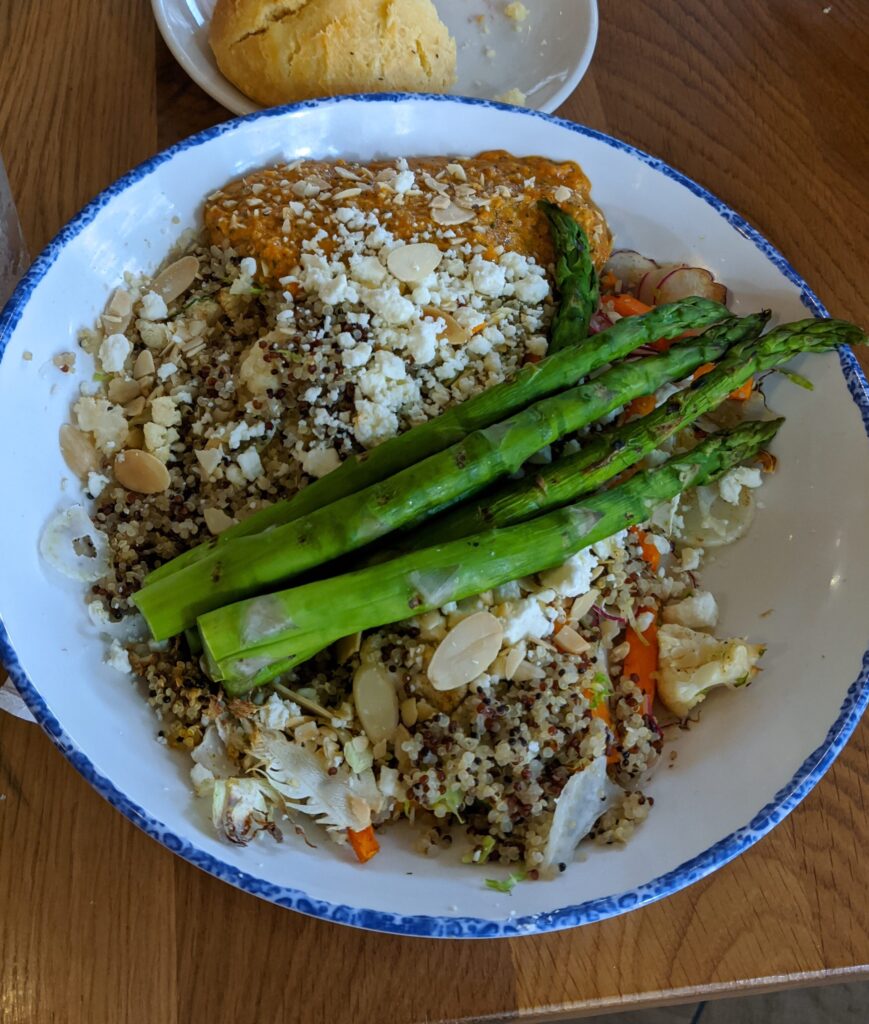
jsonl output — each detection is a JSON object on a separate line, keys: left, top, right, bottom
{"left": 541, "top": 201, "right": 599, "bottom": 353}
{"left": 410, "top": 311, "right": 869, "bottom": 542}
{"left": 200, "top": 418, "right": 783, "bottom": 693}
{"left": 134, "top": 330, "right": 738, "bottom": 640}
{"left": 144, "top": 296, "right": 727, "bottom": 586}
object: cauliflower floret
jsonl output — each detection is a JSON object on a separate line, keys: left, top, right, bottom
{"left": 662, "top": 591, "right": 719, "bottom": 629}
{"left": 657, "top": 623, "right": 764, "bottom": 718}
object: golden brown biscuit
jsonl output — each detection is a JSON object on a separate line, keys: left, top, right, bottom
{"left": 209, "top": 0, "right": 457, "bottom": 107}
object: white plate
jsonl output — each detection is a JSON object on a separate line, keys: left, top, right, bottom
{"left": 152, "top": 0, "right": 598, "bottom": 115}
{"left": 1, "top": 96, "right": 868, "bottom": 938}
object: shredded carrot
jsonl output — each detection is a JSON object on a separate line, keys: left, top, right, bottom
{"left": 756, "top": 449, "right": 778, "bottom": 473}
{"left": 650, "top": 327, "right": 702, "bottom": 354}
{"left": 623, "top": 393, "right": 657, "bottom": 421}
{"left": 612, "top": 294, "right": 653, "bottom": 318}
{"left": 600, "top": 271, "right": 618, "bottom": 292}
{"left": 729, "top": 378, "right": 753, "bottom": 401}
{"left": 348, "top": 825, "right": 380, "bottom": 864}
{"left": 622, "top": 611, "right": 659, "bottom": 716}
{"left": 692, "top": 362, "right": 716, "bottom": 380}
{"left": 470, "top": 321, "right": 487, "bottom": 336}
{"left": 629, "top": 526, "right": 660, "bottom": 571}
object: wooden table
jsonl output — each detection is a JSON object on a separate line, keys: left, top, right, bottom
{"left": 1, "top": 2, "right": 867, "bottom": 1021}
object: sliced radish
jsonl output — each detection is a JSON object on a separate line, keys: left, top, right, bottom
{"left": 604, "top": 250, "right": 658, "bottom": 291}
{"left": 589, "top": 309, "right": 614, "bottom": 334}
{"left": 655, "top": 266, "right": 727, "bottom": 305}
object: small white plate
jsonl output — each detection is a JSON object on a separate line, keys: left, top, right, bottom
{"left": 152, "top": 0, "right": 598, "bottom": 116}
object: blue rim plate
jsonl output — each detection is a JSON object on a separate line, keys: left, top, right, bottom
{"left": 1, "top": 94, "right": 868, "bottom": 938}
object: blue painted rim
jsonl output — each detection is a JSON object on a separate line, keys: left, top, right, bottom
{"left": 1, "top": 93, "right": 868, "bottom": 939}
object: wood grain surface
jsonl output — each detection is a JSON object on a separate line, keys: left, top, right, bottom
{"left": 1, "top": 2, "right": 867, "bottom": 1022}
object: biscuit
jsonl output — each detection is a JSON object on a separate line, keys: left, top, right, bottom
{"left": 210, "top": 0, "right": 457, "bottom": 106}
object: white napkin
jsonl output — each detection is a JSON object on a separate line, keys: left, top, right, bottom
{"left": 0, "top": 676, "right": 35, "bottom": 722}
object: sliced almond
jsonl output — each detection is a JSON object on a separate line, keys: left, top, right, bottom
{"left": 423, "top": 306, "right": 469, "bottom": 346}
{"left": 334, "top": 631, "right": 362, "bottom": 664}
{"left": 194, "top": 447, "right": 223, "bottom": 478}
{"left": 512, "top": 660, "right": 546, "bottom": 682}
{"left": 387, "top": 242, "right": 442, "bottom": 284}
{"left": 133, "top": 349, "right": 155, "bottom": 380}
{"left": 203, "top": 508, "right": 237, "bottom": 535}
{"left": 416, "top": 699, "right": 437, "bottom": 722}
{"left": 400, "top": 697, "right": 418, "bottom": 728}
{"left": 353, "top": 661, "right": 399, "bottom": 745}
{"left": 114, "top": 449, "right": 170, "bottom": 494}
{"left": 428, "top": 611, "right": 503, "bottom": 691}
{"left": 569, "top": 589, "right": 599, "bottom": 622}
{"left": 554, "top": 624, "right": 591, "bottom": 656}
{"left": 108, "top": 377, "right": 143, "bottom": 404}
{"left": 393, "top": 724, "right": 413, "bottom": 772}
{"left": 101, "top": 288, "right": 133, "bottom": 334}
{"left": 123, "top": 396, "right": 146, "bottom": 417}
{"left": 431, "top": 202, "right": 475, "bottom": 226}
{"left": 151, "top": 255, "right": 199, "bottom": 304}
{"left": 137, "top": 375, "right": 155, "bottom": 395}
{"left": 125, "top": 426, "right": 145, "bottom": 450}
{"left": 504, "top": 646, "right": 525, "bottom": 680}
{"left": 59, "top": 424, "right": 100, "bottom": 478}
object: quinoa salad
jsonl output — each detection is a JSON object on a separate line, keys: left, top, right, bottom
{"left": 40, "top": 151, "right": 861, "bottom": 883}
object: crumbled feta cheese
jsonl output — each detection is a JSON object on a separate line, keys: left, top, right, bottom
{"left": 257, "top": 692, "right": 293, "bottom": 730}
{"left": 663, "top": 592, "right": 719, "bottom": 629}
{"left": 354, "top": 400, "right": 398, "bottom": 448}
{"left": 513, "top": 274, "right": 550, "bottom": 304}
{"left": 74, "top": 397, "right": 128, "bottom": 453}
{"left": 539, "top": 548, "right": 599, "bottom": 597}
{"left": 87, "top": 471, "right": 110, "bottom": 497}
{"left": 341, "top": 342, "right": 373, "bottom": 368}
{"left": 362, "top": 283, "right": 415, "bottom": 325}
{"left": 525, "top": 335, "right": 548, "bottom": 357}
{"left": 136, "top": 319, "right": 169, "bottom": 349}
{"left": 405, "top": 319, "right": 441, "bottom": 365}
{"left": 98, "top": 333, "right": 131, "bottom": 373}
{"left": 237, "top": 447, "right": 263, "bottom": 481}
{"left": 227, "top": 420, "right": 266, "bottom": 450}
{"left": 298, "top": 254, "right": 359, "bottom": 306}
{"left": 157, "top": 361, "right": 177, "bottom": 380}
{"left": 150, "top": 396, "right": 180, "bottom": 427}
{"left": 680, "top": 546, "right": 702, "bottom": 571}
{"left": 718, "top": 466, "right": 763, "bottom": 505}
{"left": 300, "top": 446, "right": 341, "bottom": 478}
{"left": 349, "top": 254, "right": 387, "bottom": 287}
{"left": 499, "top": 598, "right": 554, "bottom": 645}
{"left": 240, "top": 256, "right": 257, "bottom": 277}
{"left": 591, "top": 529, "right": 628, "bottom": 562}
{"left": 139, "top": 290, "right": 168, "bottom": 321}
{"left": 105, "top": 639, "right": 132, "bottom": 674}
{"left": 470, "top": 255, "right": 507, "bottom": 297}
{"left": 393, "top": 169, "right": 415, "bottom": 193}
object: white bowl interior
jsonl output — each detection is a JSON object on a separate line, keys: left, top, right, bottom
{"left": 1, "top": 97, "right": 867, "bottom": 933}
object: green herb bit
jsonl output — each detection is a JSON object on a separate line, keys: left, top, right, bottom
{"left": 485, "top": 869, "right": 527, "bottom": 894}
